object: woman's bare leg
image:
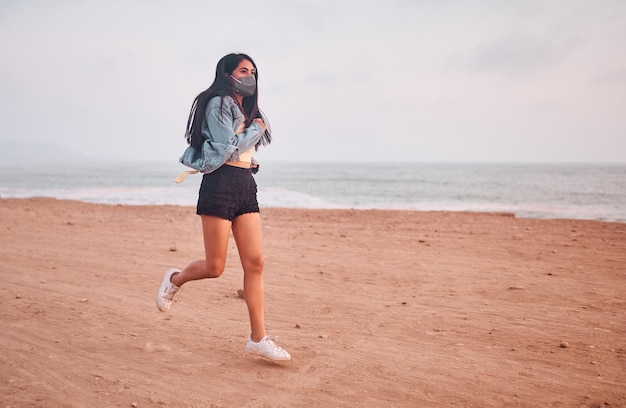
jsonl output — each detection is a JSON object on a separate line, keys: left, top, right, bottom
{"left": 171, "top": 215, "right": 232, "bottom": 287}
{"left": 232, "top": 212, "right": 266, "bottom": 342}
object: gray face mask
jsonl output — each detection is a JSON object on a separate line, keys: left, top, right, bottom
{"left": 230, "top": 74, "right": 256, "bottom": 97}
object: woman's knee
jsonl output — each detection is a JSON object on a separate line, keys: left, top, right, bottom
{"left": 204, "top": 259, "right": 226, "bottom": 278}
{"left": 242, "top": 254, "right": 264, "bottom": 274}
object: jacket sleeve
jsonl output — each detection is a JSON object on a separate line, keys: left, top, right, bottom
{"left": 205, "top": 98, "right": 263, "bottom": 153}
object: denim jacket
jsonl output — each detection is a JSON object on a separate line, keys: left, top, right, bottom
{"left": 179, "top": 96, "right": 263, "bottom": 174}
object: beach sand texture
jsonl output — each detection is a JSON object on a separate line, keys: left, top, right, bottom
{"left": 1, "top": 198, "right": 624, "bottom": 407}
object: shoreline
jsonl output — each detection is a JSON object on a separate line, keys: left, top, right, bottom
{"left": 1, "top": 196, "right": 624, "bottom": 224}
{"left": 1, "top": 197, "right": 625, "bottom": 406}
{"left": 1, "top": 161, "right": 625, "bottom": 224}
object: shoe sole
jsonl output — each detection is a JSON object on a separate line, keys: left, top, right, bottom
{"left": 245, "top": 347, "right": 291, "bottom": 361}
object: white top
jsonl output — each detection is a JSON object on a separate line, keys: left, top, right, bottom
{"left": 235, "top": 120, "right": 253, "bottom": 163}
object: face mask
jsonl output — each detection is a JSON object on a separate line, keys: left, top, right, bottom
{"left": 230, "top": 74, "right": 256, "bottom": 97}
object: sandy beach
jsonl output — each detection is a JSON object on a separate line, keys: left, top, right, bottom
{"left": 0, "top": 197, "right": 624, "bottom": 407}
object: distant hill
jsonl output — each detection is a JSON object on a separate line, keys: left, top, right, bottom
{"left": 0, "top": 140, "right": 95, "bottom": 164}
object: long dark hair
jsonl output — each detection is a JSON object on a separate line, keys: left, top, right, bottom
{"left": 184, "top": 53, "right": 272, "bottom": 150}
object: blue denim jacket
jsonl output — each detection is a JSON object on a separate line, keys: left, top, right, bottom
{"left": 179, "top": 96, "right": 263, "bottom": 174}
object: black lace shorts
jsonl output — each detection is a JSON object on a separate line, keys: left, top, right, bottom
{"left": 196, "top": 164, "right": 260, "bottom": 221}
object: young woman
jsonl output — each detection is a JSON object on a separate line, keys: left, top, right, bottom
{"left": 156, "top": 53, "right": 291, "bottom": 361}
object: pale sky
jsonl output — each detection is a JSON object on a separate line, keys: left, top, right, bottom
{"left": 1, "top": 0, "right": 625, "bottom": 163}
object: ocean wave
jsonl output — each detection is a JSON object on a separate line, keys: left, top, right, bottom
{"left": 1, "top": 162, "right": 625, "bottom": 222}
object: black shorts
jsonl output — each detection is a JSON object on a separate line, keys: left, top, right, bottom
{"left": 196, "top": 164, "right": 260, "bottom": 221}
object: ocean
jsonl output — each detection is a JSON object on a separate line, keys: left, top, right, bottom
{"left": 0, "top": 161, "right": 625, "bottom": 223}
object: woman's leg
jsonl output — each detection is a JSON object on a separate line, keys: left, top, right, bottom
{"left": 171, "top": 215, "right": 232, "bottom": 287}
{"left": 231, "top": 212, "right": 266, "bottom": 342}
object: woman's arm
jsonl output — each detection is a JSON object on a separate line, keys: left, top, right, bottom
{"left": 204, "top": 97, "right": 264, "bottom": 153}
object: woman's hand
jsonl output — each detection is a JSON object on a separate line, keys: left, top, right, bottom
{"left": 253, "top": 118, "right": 267, "bottom": 132}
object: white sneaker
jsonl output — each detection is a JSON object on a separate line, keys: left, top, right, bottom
{"left": 156, "top": 268, "right": 181, "bottom": 312}
{"left": 245, "top": 336, "right": 291, "bottom": 361}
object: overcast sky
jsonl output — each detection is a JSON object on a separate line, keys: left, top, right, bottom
{"left": 1, "top": 0, "right": 625, "bottom": 163}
